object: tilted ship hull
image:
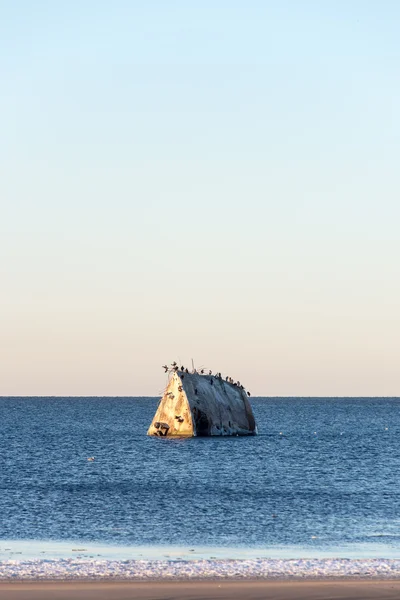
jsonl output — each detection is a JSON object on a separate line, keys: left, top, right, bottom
{"left": 148, "top": 371, "right": 257, "bottom": 437}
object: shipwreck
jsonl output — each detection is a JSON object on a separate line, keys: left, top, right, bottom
{"left": 148, "top": 368, "right": 257, "bottom": 437}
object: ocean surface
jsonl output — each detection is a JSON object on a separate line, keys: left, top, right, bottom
{"left": 1, "top": 396, "right": 400, "bottom": 579}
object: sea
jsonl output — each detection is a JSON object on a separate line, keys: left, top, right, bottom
{"left": 1, "top": 396, "right": 400, "bottom": 580}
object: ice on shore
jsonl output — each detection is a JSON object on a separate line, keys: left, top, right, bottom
{"left": 1, "top": 558, "right": 400, "bottom": 580}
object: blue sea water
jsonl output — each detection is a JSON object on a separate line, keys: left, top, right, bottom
{"left": 1, "top": 397, "right": 400, "bottom": 559}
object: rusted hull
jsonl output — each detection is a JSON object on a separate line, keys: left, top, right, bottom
{"left": 147, "top": 372, "right": 257, "bottom": 437}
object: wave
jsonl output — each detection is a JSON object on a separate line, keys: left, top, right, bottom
{"left": 2, "top": 558, "right": 400, "bottom": 580}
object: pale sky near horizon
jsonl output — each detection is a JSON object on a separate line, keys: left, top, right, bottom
{"left": 1, "top": 1, "right": 399, "bottom": 396}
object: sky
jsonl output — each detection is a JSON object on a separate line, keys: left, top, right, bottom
{"left": 1, "top": 1, "right": 400, "bottom": 396}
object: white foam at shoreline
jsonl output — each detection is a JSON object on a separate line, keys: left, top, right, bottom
{"left": 3, "top": 539, "right": 400, "bottom": 561}
{"left": 1, "top": 558, "right": 400, "bottom": 580}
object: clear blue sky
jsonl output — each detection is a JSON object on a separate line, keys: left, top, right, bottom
{"left": 1, "top": 1, "right": 399, "bottom": 395}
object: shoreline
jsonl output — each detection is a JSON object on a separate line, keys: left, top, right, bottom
{"left": 2, "top": 575, "right": 400, "bottom": 581}
{"left": 2, "top": 556, "right": 400, "bottom": 581}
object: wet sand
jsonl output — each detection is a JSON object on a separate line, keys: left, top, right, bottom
{"left": 1, "top": 580, "right": 400, "bottom": 600}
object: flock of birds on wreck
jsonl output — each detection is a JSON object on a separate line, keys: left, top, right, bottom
{"left": 162, "top": 362, "right": 251, "bottom": 396}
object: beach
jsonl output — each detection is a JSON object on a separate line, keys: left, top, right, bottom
{"left": 1, "top": 580, "right": 400, "bottom": 600}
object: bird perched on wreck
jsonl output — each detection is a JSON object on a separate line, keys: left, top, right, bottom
{"left": 162, "top": 365, "right": 168, "bottom": 373}
{"left": 247, "top": 391, "right": 251, "bottom": 396}
{"left": 171, "top": 361, "right": 177, "bottom": 367}
{"left": 200, "top": 369, "right": 204, "bottom": 374}
{"left": 209, "top": 370, "right": 212, "bottom": 375}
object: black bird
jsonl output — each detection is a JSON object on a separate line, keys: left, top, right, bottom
{"left": 225, "top": 376, "right": 229, "bottom": 381}
{"left": 162, "top": 365, "right": 168, "bottom": 373}
{"left": 209, "top": 370, "right": 212, "bottom": 375}
{"left": 181, "top": 366, "right": 184, "bottom": 371}
{"left": 247, "top": 391, "right": 251, "bottom": 396}
{"left": 171, "top": 361, "right": 177, "bottom": 367}
{"left": 200, "top": 369, "right": 204, "bottom": 374}
{"left": 185, "top": 368, "right": 189, "bottom": 373}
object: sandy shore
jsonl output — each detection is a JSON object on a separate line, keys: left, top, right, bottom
{"left": 1, "top": 580, "right": 400, "bottom": 600}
